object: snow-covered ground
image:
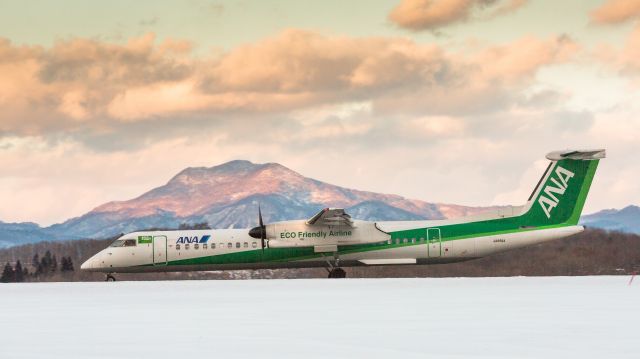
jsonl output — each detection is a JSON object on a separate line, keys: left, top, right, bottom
{"left": 1, "top": 276, "right": 639, "bottom": 358}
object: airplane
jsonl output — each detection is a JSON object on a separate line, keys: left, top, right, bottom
{"left": 81, "top": 149, "right": 605, "bottom": 280}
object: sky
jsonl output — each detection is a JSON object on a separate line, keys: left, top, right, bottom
{"left": 1, "top": 0, "right": 640, "bottom": 226}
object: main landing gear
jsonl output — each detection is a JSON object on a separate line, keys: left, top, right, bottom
{"left": 105, "top": 273, "right": 116, "bottom": 282}
{"left": 323, "top": 254, "right": 347, "bottom": 279}
{"left": 328, "top": 268, "right": 346, "bottom": 278}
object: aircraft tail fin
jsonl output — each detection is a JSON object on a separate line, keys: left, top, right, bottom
{"left": 523, "top": 149, "right": 604, "bottom": 226}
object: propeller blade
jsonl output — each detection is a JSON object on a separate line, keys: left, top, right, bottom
{"left": 258, "top": 204, "right": 267, "bottom": 251}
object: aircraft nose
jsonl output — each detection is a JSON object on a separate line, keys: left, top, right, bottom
{"left": 80, "top": 258, "right": 91, "bottom": 271}
{"left": 81, "top": 255, "right": 96, "bottom": 271}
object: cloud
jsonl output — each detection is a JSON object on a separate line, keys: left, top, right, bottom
{"left": 617, "top": 24, "right": 640, "bottom": 75}
{"left": 190, "top": 30, "right": 575, "bottom": 120}
{"left": 577, "top": 2, "right": 640, "bottom": 86}
{"left": 388, "top": 0, "right": 527, "bottom": 31}
{"left": 593, "top": 23, "right": 640, "bottom": 80}
{"left": 107, "top": 80, "right": 213, "bottom": 121}
{"left": 373, "top": 35, "right": 579, "bottom": 116}
{"left": 0, "top": 34, "right": 195, "bottom": 135}
{"left": 0, "top": 29, "right": 577, "bottom": 145}
{"left": 590, "top": 0, "right": 640, "bottom": 25}
{"left": 198, "top": 30, "right": 455, "bottom": 111}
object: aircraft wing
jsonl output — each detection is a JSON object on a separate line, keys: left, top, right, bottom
{"left": 306, "top": 208, "right": 354, "bottom": 227}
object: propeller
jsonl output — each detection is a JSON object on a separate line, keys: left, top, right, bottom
{"left": 248, "top": 204, "right": 267, "bottom": 250}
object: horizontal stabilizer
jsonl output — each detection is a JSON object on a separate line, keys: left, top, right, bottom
{"left": 546, "top": 149, "right": 606, "bottom": 161}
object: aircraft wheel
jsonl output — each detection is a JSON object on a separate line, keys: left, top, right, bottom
{"left": 105, "top": 274, "right": 116, "bottom": 282}
{"left": 328, "top": 268, "right": 346, "bottom": 279}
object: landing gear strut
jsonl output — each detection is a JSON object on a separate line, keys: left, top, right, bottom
{"left": 105, "top": 273, "right": 116, "bottom": 282}
{"left": 323, "top": 254, "right": 347, "bottom": 279}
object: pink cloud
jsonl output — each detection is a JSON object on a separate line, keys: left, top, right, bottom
{"left": 388, "top": 0, "right": 527, "bottom": 31}
{"left": 472, "top": 35, "right": 579, "bottom": 83}
{"left": 600, "top": 24, "right": 640, "bottom": 78}
{"left": 0, "top": 30, "right": 577, "bottom": 136}
{"left": 592, "top": 23, "right": 640, "bottom": 81}
{"left": 590, "top": 0, "right": 640, "bottom": 25}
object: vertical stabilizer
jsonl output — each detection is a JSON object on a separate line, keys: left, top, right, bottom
{"left": 523, "top": 149, "right": 604, "bottom": 227}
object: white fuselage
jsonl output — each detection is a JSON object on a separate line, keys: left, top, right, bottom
{"left": 80, "top": 223, "right": 583, "bottom": 273}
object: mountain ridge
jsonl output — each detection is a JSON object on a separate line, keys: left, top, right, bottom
{"left": 580, "top": 205, "right": 640, "bottom": 234}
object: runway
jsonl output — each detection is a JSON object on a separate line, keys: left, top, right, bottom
{"left": 1, "top": 276, "right": 638, "bottom": 358}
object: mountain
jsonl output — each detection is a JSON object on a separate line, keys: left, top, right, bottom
{"left": 580, "top": 205, "right": 640, "bottom": 234}
{"left": 0, "top": 221, "right": 52, "bottom": 248}
{"left": 47, "top": 160, "right": 497, "bottom": 239}
{"left": 1, "top": 160, "right": 501, "bottom": 247}
{"left": 346, "top": 201, "right": 428, "bottom": 221}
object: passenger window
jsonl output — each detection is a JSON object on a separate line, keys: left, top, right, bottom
{"left": 194, "top": 243, "right": 199, "bottom": 249}
{"left": 236, "top": 242, "right": 240, "bottom": 248}
{"left": 176, "top": 244, "right": 181, "bottom": 250}
{"left": 252, "top": 242, "right": 257, "bottom": 248}
{"left": 185, "top": 243, "right": 190, "bottom": 250}
{"left": 203, "top": 243, "right": 207, "bottom": 249}
{"left": 243, "top": 242, "right": 248, "bottom": 248}
{"left": 227, "top": 243, "right": 232, "bottom": 249}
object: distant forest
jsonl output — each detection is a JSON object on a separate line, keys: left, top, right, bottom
{"left": 0, "top": 228, "right": 639, "bottom": 282}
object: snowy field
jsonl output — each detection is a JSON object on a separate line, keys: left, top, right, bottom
{"left": 1, "top": 276, "right": 639, "bottom": 359}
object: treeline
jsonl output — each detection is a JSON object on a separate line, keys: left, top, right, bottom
{"left": 0, "top": 228, "right": 638, "bottom": 282}
{"left": 1, "top": 250, "right": 75, "bottom": 282}
{"left": 0, "top": 238, "right": 112, "bottom": 282}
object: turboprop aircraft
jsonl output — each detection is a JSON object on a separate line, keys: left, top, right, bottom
{"left": 81, "top": 149, "right": 605, "bottom": 280}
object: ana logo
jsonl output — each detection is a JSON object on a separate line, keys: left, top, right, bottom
{"left": 176, "top": 235, "right": 211, "bottom": 244}
{"left": 538, "top": 165, "right": 575, "bottom": 219}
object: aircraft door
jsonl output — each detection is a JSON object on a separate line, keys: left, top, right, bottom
{"left": 427, "top": 228, "right": 441, "bottom": 258}
{"left": 153, "top": 235, "right": 168, "bottom": 266}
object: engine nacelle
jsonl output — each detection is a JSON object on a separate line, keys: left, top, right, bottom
{"left": 265, "top": 219, "right": 389, "bottom": 248}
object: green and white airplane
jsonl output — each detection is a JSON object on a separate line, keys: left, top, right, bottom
{"left": 81, "top": 149, "right": 605, "bottom": 280}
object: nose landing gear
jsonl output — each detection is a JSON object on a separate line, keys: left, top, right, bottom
{"left": 105, "top": 273, "right": 116, "bottom": 282}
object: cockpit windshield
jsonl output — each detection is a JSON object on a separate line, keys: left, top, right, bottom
{"left": 110, "top": 239, "right": 137, "bottom": 247}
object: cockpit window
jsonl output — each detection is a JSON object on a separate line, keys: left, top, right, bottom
{"left": 110, "top": 239, "right": 137, "bottom": 247}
